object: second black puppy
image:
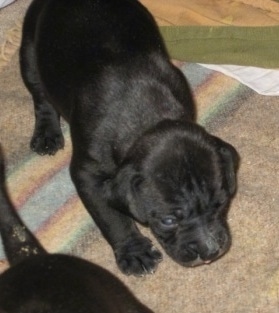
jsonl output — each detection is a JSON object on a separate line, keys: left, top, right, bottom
{"left": 20, "top": 0, "right": 239, "bottom": 276}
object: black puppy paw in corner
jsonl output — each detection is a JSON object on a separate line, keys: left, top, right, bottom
{"left": 115, "top": 236, "right": 162, "bottom": 276}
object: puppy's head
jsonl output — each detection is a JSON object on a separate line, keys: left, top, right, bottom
{"left": 110, "top": 121, "right": 239, "bottom": 266}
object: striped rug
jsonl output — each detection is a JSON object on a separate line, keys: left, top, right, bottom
{"left": 1, "top": 41, "right": 279, "bottom": 313}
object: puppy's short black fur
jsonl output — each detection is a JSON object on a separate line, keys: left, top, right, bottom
{"left": 0, "top": 148, "right": 153, "bottom": 313}
{"left": 20, "top": 0, "right": 239, "bottom": 276}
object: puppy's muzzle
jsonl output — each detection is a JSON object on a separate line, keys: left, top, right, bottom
{"left": 179, "top": 232, "right": 231, "bottom": 267}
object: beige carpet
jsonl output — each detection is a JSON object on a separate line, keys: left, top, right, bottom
{"left": 0, "top": 2, "right": 279, "bottom": 313}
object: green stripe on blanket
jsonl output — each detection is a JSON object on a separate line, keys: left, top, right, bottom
{"left": 160, "top": 26, "right": 279, "bottom": 68}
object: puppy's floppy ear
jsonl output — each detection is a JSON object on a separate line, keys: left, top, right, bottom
{"left": 212, "top": 136, "right": 240, "bottom": 195}
{"left": 108, "top": 164, "right": 147, "bottom": 223}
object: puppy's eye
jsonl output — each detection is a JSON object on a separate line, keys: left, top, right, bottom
{"left": 160, "top": 216, "right": 178, "bottom": 228}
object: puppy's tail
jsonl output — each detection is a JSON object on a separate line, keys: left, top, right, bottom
{"left": 0, "top": 144, "right": 46, "bottom": 266}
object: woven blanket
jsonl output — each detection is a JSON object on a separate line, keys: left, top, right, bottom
{"left": 141, "top": 0, "right": 279, "bottom": 67}
{"left": 0, "top": 2, "right": 279, "bottom": 313}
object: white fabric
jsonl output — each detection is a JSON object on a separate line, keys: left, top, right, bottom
{"left": 0, "top": 0, "right": 16, "bottom": 9}
{"left": 199, "top": 63, "right": 279, "bottom": 96}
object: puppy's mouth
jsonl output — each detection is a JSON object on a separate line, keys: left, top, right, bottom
{"left": 178, "top": 250, "right": 226, "bottom": 267}
{"left": 154, "top": 230, "right": 231, "bottom": 267}
{"left": 160, "top": 244, "right": 229, "bottom": 268}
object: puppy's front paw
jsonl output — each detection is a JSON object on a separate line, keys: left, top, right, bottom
{"left": 31, "top": 131, "right": 64, "bottom": 156}
{"left": 115, "top": 236, "right": 162, "bottom": 276}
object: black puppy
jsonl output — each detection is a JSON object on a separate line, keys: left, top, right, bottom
{"left": 20, "top": 0, "right": 239, "bottom": 276}
{"left": 0, "top": 148, "right": 153, "bottom": 313}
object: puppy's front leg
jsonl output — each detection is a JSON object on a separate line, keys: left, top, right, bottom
{"left": 70, "top": 157, "right": 162, "bottom": 276}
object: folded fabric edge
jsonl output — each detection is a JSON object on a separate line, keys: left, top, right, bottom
{"left": 0, "top": 21, "right": 22, "bottom": 73}
{"left": 160, "top": 25, "right": 279, "bottom": 68}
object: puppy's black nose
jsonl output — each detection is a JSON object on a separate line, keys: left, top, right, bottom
{"left": 185, "top": 241, "right": 220, "bottom": 263}
{"left": 185, "top": 242, "right": 199, "bottom": 259}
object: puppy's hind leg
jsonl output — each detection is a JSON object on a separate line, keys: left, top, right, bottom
{"left": 20, "top": 36, "right": 64, "bottom": 156}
